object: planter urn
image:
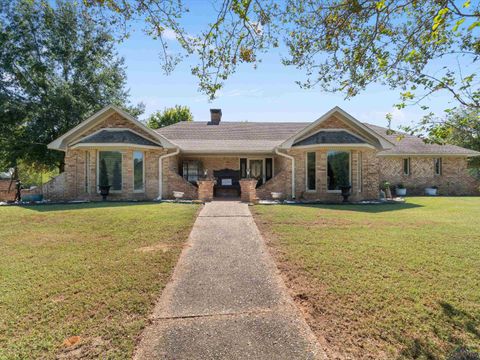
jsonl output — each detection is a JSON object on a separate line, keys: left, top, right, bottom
{"left": 98, "top": 185, "right": 111, "bottom": 201}
{"left": 396, "top": 187, "right": 407, "bottom": 197}
{"left": 339, "top": 185, "right": 352, "bottom": 203}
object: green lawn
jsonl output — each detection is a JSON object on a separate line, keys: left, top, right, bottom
{"left": 254, "top": 197, "right": 480, "bottom": 360}
{"left": 0, "top": 202, "right": 199, "bottom": 359}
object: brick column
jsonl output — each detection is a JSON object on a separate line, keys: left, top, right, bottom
{"left": 197, "top": 179, "right": 215, "bottom": 202}
{"left": 239, "top": 179, "right": 258, "bottom": 203}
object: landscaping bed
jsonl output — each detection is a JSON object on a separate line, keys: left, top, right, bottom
{"left": 253, "top": 197, "right": 480, "bottom": 359}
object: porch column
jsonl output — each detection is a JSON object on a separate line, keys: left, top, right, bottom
{"left": 239, "top": 178, "right": 258, "bottom": 203}
{"left": 197, "top": 179, "right": 215, "bottom": 202}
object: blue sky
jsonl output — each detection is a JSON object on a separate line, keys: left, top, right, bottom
{"left": 116, "top": 3, "right": 454, "bottom": 129}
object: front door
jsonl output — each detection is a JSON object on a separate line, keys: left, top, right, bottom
{"left": 248, "top": 159, "right": 263, "bottom": 186}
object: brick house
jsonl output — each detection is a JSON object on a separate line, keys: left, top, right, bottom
{"left": 46, "top": 105, "right": 480, "bottom": 202}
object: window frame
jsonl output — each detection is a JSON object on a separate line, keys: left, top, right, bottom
{"left": 434, "top": 157, "right": 442, "bottom": 176}
{"left": 133, "top": 151, "right": 145, "bottom": 193}
{"left": 305, "top": 151, "right": 317, "bottom": 192}
{"left": 182, "top": 160, "right": 202, "bottom": 184}
{"left": 326, "top": 150, "right": 351, "bottom": 193}
{"left": 85, "top": 151, "right": 90, "bottom": 194}
{"left": 403, "top": 157, "right": 411, "bottom": 176}
{"left": 357, "top": 152, "right": 362, "bottom": 193}
{"left": 97, "top": 150, "right": 123, "bottom": 192}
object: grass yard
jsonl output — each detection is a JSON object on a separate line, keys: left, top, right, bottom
{"left": 0, "top": 202, "right": 199, "bottom": 359}
{"left": 254, "top": 197, "right": 480, "bottom": 360}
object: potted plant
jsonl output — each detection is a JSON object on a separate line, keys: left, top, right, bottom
{"left": 339, "top": 181, "right": 352, "bottom": 203}
{"left": 271, "top": 192, "right": 283, "bottom": 200}
{"left": 425, "top": 185, "right": 438, "bottom": 196}
{"left": 396, "top": 183, "right": 407, "bottom": 196}
{"left": 173, "top": 191, "right": 184, "bottom": 200}
{"left": 98, "top": 158, "right": 111, "bottom": 201}
{"left": 382, "top": 181, "right": 392, "bottom": 199}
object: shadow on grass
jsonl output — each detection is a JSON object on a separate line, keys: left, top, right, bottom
{"left": 440, "top": 302, "right": 480, "bottom": 340}
{"left": 21, "top": 201, "right": 166, "bottom": 212}
{"left": 285, "top": 202, "right": 423, "bottom": 213}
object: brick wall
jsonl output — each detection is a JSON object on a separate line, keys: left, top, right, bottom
{"left": 290, "top": 148, "right": 380, "bottom": 201}
{"left": 81, "top": 113, "right": 159, "bottom": 143}
{"left": 379, "top": 156, "right": 480, "bottom": 195}
{"left": 162, "top": 155, "right": 198, "bottom": 199}
{"left": 64, "top": 148, "right": 167, "bottom": 201}
{"left": 0, "top": 179, "right": 15, "bottom": 202}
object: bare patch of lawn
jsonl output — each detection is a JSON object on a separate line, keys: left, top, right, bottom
{"left": 0, "top": 202, "right": 199, "bottom": 359}
{"left": 253, "top": 197, "right": 480, "bottom": 359}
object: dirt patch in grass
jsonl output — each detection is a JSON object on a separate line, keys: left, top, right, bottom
{"left": 256, "top": 217, "right": 378, "bottom": 359}
{"left": 135, "top": 243, "right": 187, "bottom": 253}
{"left": 253, "top": 198, "right": 480, "bottom": 360}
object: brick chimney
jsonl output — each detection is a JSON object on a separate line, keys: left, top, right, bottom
{"left": 208, "top": 109, "right": 222, "bottom": 125}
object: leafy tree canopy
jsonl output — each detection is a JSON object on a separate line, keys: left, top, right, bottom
{"left": 84, "top": 0, "right": 479, "bottom": 120}
{"left": 0, "top": 0, "right": 142, "bottom": 172}
{"left": 147, "top": 105, "right": 193, "bottom": 129}
{"left": 426, "top": 107, "right": 480, "bottom": 166}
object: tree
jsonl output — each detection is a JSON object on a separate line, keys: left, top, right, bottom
{"left": 0, "top": 0, "right": 141, "bottom": 173}
{"left": 147, "top": 105, "right": 193, "bottom": 129}
{"left": 84, "top": 0, "right": 479, "bottom": 120}
{"left": 426, "top": 107, "right": 480, "bottom": 166}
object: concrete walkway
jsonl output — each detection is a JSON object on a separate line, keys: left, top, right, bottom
{"left": 134, "top": 201, "right": 323, "bottom": 360}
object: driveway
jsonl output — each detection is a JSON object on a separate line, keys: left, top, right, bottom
{"left": 134, "top": 201, "right": 323, "bottom": 359}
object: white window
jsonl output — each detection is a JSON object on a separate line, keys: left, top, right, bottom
{"left": 133, "top": 151, "right": 144, "bottom": 192}
{"left": 327, "top": 151, "right": 351, "bottom": 191}
{"left": 98, "top": 151, "right": 122, "bottom": 191}
{"left": 403, "top": 158, "right": 410, "bottom": 176}
{"left": 434, "top": 158, "right": 442, "bottom": 175}
{"left": 306, "top": 152, "right": 316, "bottom": 191}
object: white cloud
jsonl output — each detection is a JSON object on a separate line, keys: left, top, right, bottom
{"left": 162, "top": 28, "right": 177, "bottom": 40}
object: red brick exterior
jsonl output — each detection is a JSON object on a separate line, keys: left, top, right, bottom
{"left": 379, "top": 156, "right": 480, "bottom": 195}
{"left": 52, "top": 112, "right": 479, "bottom": 202}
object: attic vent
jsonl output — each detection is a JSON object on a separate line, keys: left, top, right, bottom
{"left": 208, "top": 109, "right": 222, "bottom": 125}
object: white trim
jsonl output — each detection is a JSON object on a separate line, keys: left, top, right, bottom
{"left": 97, "top": 150, "right": 123, "bottom": 193}
{"left": 377, "top": 153, "right": 479, "bottom": 157}
{"left": 70, "top": 127, "right": 164, "bottom": 148}
{"left": 70, "top": 143, "right": 163, "bottom": 150}
{"left": 133, "top": 151, "right": 145, "bottom": 193}
{"left": 47, "top": 104, "right": 176, "bottom": 151}
{"left": 292, "top": 143, "right": 376, "bottom": 150}
{"left": 279, "top": 106, "right": 394, "bottom": 149}
{"left": 305, "top": 151, "right": 316, "bottom": 192}
{"left": 180, "top": 149, "right": 274, "bottom": 155}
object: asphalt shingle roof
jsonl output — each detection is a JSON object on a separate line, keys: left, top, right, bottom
{"left": 77, "top": 129, "right": 161, "bottom": 147}
{"left": 156, "top": 122, "right": 308, "bottom": 152}
{"left": 156, "top": 120, "right": 480, "bottom": 156}
{"left": 364, "top": 123, "right": 480, "bottom": 156}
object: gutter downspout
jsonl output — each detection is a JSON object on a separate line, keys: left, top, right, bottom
{"left": 156, "top": 148, "right": 180, "bottom": 200}
{"left": 275, "top": 147, "right": 295, "bottom": 199}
